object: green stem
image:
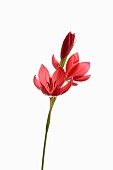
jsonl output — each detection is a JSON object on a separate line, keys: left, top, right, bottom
{"left": 41, "top": 44, "right": 73, "bottom": 169}
{"left": 41, "top": 42, "right": 75, "bottom": 169}
{"left": 41, "top": 50, "right": 69, "bottom": 170}
{"left": 41, "top": 97, "right": 56, "bottom": 170}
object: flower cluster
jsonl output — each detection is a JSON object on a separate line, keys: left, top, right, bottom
{"left": 33, "top": 32, "right": 90, "bottom": 96}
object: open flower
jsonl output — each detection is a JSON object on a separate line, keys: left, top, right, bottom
{"left": 60, "top": 32, "right": 75, "bottom": 59}
{"left": 52, "top": 53, "right": 90, "bottom": 86}
{"left": 66, "top": 53, "right": 90, "bottom": 85}
{"left": 33, "top": 64, "right": 72, "bottom": 96}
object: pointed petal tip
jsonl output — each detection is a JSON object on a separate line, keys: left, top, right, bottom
{"left": 73, "top": 75, "right": 91, "bottom": 81}
{"left": 33, "top": 75, "right": 41, "bottom": 89}
{"left": 52, "top": 54, "right": 59, "bottom": 69}
{"left": 72, "top": 81, "right": 78, "bottom": 86}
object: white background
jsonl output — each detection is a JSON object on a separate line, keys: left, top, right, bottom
{"left": 0, "top": 0, "right": 113, "bottom": 170}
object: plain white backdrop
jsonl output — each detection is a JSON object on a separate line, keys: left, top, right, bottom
{"left": 0, "top": 0, "right": 113, "bottom": 170}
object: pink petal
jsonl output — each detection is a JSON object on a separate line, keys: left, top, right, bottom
{"left": 72, "top": 81, "right": 78, "bottom": 86}
{"left": 33, "top": 75, "right": 41, "bottom": 89}
{"left": 73, "top": 75, "right": 91, "bottom": 81}
{"left": 52, "top": 67, "right": 65, "bottom": 87}
{"left": 60, "top": 79, "right": 72, "bottom": 94}
{"left": 38, "top": 64, "right": 51, "bottom": 88}
{"left": 68, "top": 62, "right": 90, "bottom": 78}
{"left": 40, "top": 84, "right": 50, "bottom": 95}
{"left": 51, "top": 86, "right": 61, "bottom": 96}
{"left": 52, "top": 54, "right": 59, "bottom": 69}
{"left": 66, "top": 53, "right": 79, "bottom": 76}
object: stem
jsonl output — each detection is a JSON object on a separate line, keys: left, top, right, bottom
{"left": 41, "top": 97, "right": 56, "bottom": 170}
{"left": 41, "top": 46, "right": 69, "bottom": 169}
{"left": 40, "top": 40, "right": 76, "bottom": 170}
{"left": 41, "top": 41, "right": 74, "bottom": 169}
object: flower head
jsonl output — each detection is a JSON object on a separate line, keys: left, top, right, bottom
{"left": 52, "top": 53, "right": 90, "bottom": 86}
{"left": 34, "top": 32, "right": 90, "bottom": 96}
{"left": 66, "top": 53, "right": 91, "bottom": 85}
{"left": 60, "top": 32, "right": 75, "bottom": 59}
{"left": 33, "top": 64, "right": 72, "bottom": 96}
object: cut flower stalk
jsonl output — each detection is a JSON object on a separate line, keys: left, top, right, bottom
{"left": 41, "top": 97, "right": 56, "bottom": 170}
{"left": 41, "top": 43, "right": 70, "bottom": 169}
{"left": 41, "top": 54, "right": 68, "bottom": 170}
{"left": 33, "top": 32, "right": 91, "bottom": 170}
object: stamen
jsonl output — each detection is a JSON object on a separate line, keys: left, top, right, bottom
{"left": 54, "top": 81, "right": 56, "bottom": 87}
{"left": 47, "top": 82, "right": 50, "bottom": 88}
{"left": 47, "top": 77, "right": 51, "bottom": 88}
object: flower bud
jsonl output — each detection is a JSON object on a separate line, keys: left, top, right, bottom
{"left": 60, "top": 32, "right": 75, "bottom": 59}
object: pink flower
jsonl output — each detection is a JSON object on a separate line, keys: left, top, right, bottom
{"left": 60, "top": 32, "right": 75, "bottom": 59}
{"left": 66, "top": 53, "right": 91, "bottom": 85}
{"left": 52, "top": 53, "right": 90, "bottom": 86}
{"left": 33, "top": 64, "right": 72, "bottom": 96}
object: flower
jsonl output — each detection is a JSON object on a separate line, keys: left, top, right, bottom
{"left": 66, "top": 53, "right": 91, "bottom": 85}
{"left": 60, "top": 32, "right": 75, "bottom": 59}
{"left": 52, "top": 53, "right": 90, "bottom": 86}
{"left": 33, "top": 31, "right": 91, "bottom": 170}
{"left": 33, "top": 64, "right": 72, "bottom": 96}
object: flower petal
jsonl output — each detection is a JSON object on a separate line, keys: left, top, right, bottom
{"left": 52, "top": 54, "right": 59, "bottom": 69}
{"left": 52, "top": 67, "right": 65, "bottom": 87}
{"left": 40, "top": 84, "right": 50, "bottom": 95}
{"left": 38, "top": 64, "right": 51, "bottom": 88}
{"left": 72, "top": 81, "right": 78, "bottom": 86}
{"left": 68, "top": 62, "right": 90, "bottom": 77}
{"left": 73, "top": 75, "right": 91, "bottom": 81}
{"left": 66, "top": 53, "right": 79, "bottom": 76}
{"left": 33, "top": 75, "right": 41, "bottom": 89}
{"left": 51, "top": 86, "right": 61, "bottom": 96}
{"left": 60, "top": 78, "right": 72, "bottom": 94}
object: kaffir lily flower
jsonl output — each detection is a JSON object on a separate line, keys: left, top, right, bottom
{"left": 33, "top": 64, "right": 72, "bottom": 96}
{"left": 60, "top": 31, "right": 75, "bottom": 59}
{"left": 66, "top": 53, "right": 90, "bottom": 85}
{"left": 33, "top": 32, "right": 91, "bottom": 170}
{"left": 52, "top": 53, "right": 90, "bottom": 86}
